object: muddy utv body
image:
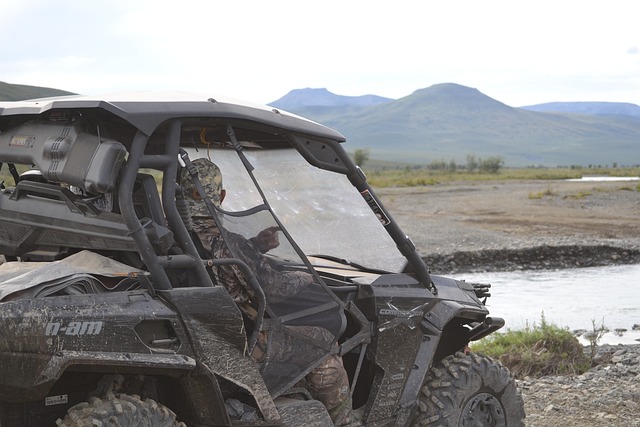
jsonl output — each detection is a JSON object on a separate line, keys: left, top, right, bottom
{"left": 0, "top": 93, "right": 524, "bottom": 426}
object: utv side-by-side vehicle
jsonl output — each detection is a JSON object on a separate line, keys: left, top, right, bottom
{"left": 0, "top": 93, "right": 524, "bottom": 426}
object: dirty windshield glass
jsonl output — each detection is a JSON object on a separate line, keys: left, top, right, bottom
{"left": 187, "top": 148, "right": 406, "bottom": 273}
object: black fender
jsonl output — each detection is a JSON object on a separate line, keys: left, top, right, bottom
{"left": 359, "top": 273, "right": 493, "bottom": 426}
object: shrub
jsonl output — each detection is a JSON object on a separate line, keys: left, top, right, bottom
{"left": 471, "top": 314, "right": 591, "bottom": 378}
{"left": 353, "top": 148, "right": 370, "bottom": 167}
{"left": 466, "top": 153, "right": 478, "bottom": 173}
{"left": 478, "top": 156, "right": 504, "bottom": 174}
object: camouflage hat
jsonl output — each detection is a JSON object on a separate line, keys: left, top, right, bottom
{"left": 179, "top": 158, "right": 223, "bottom": 216}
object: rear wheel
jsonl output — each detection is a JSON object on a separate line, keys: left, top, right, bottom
{"left": 414, "top": 352, "right": 525, "bottom": 427}
{"left": 57, "top": 393, "right": 185, "bottom": 427}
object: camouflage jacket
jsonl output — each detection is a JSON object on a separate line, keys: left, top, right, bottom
{"left": 193, "top": 218, "right": 312, "bottom": 304}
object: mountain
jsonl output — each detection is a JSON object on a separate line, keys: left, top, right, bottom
{"left": 271, "top": 88, "right": 392, "bottom": 110}
{"left": 520, "top": 102, "right": 640, "bottom": 118}
{"left": 1, "top": 81, "right": 638, "bottom": 167}
{"left": 270, "top": 83, "right": 640, "bottom": 167}
{"left": 0, "top": 81, "right": 75, "bottom": 101}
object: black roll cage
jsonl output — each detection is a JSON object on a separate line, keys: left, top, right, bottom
{"left": 117, "top": 118, "right": 435, "bottom": 295}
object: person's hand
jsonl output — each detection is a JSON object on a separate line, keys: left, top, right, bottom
{"left": 254, "top": 226, "right": 280, "bottom": 252}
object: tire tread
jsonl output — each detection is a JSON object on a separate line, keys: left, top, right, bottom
{"left": 413, "top": 352, "right": 525, "bottom": 427}
{"left": 56, "top": 393, "right": 186, "bottom": 427}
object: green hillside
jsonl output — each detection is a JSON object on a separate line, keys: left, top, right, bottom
{"left": 284, "top": 84, "right": 640, "bottom": 167}
{"left": 0, "top": 81, "right": 75, "bottom": 101}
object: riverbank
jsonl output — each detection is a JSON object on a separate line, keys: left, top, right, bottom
{"left": 376, "top": 179, "right": 640, "bottom": 426}
{"left": 424, "top": 244, "right": 640, "bottom": 274}
{"left": 375, "top": 179, "right": 640, "bottom": 274}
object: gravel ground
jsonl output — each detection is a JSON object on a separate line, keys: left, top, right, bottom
{"left": 376, "top": 179, "right": 640, "bottom": 272}
{"left": 521, "top": 344, "right": 640, "bottom": 427}
{"left": 376, "top": 179, "right": 640, "bottom": 427}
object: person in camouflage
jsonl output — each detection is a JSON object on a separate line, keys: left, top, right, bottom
{"left": 179, "top": 159, "right": 314, "bottom": 304}
{"left": 179, "top": 158, "right": 352, "bottom": 425}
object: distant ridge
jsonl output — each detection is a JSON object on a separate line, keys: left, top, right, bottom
{"left": 521, "top": 101, "right": 640, "bottom": 118}
{"left": 270, "top": 88, "right": 392, "bottom": 110}
{"left": 272, "top": 83, "right": 640, "bottom": 167}
{"left": 0, "top": 81, "right": 75, "bottom": 101}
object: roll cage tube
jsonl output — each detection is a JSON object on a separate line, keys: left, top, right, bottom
{"left": 288, "top": 134, "right": 437, "bottom": 294}
{"left": 118, "top": 120, "right": 213, "bottom": 291}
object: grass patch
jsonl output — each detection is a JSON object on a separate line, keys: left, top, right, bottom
{"left": 471, "top": 314, "right": 591, "bottom": 378}
{"left": 365, "top": 166, "right": 640, "bottom": 188}
{"left": 528, "top": 185, "right": 557, "bottom": 199}
{"left": 564, "top": 190, "right": 592, "bottom": 200}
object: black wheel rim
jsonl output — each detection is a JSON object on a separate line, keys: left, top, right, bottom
{"left": 460, "top": 392, "right": 506, "bottom": 427}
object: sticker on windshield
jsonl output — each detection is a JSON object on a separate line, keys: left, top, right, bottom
{"left": 360, "top": 189, "right": 391, "bottom": 226}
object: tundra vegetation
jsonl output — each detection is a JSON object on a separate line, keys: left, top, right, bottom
{"left": 362, "top": 162, "right": 640, "bottom": 188}
{"left": 471, "top": 314, "right": 608, "bottom": 379}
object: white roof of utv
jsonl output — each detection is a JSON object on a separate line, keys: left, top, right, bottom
{"left": 0, "top": 91, "right": 346, "bottom": 141}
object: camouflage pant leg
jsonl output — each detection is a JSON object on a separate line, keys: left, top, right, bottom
{"left": 307, "top": 352, "right": 351, "bottom": 420}
{"left": 254, "top": 326, "right": 351, "bottom": 418}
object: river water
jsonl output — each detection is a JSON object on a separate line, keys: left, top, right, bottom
{"left": 452, "top": 264, "right": 640, "bottom": 345}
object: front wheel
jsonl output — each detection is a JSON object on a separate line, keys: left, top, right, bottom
{"left": 56, "top": 393, "right": 186, "bottom": 427}
{"left": 414, "top": 352, "right": 525, "bottom": 427}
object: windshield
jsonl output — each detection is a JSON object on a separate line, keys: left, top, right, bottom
{"left": 185, "top": 147, "right": 406, "bottom": 273}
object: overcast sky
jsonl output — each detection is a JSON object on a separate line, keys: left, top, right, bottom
{"left": 2, "top": 0, "right": 639, "bottom": 107}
